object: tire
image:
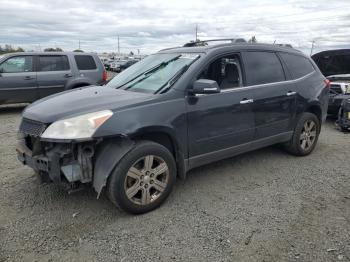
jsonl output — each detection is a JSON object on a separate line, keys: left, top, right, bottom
{"left": 107, "top": 141, "right": 176, "bottom": 214}
{"left": 284, "top": 112, "right": 320, "bottom": 156}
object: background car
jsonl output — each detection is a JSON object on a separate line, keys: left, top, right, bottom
{"left": 0, "top": 52, "right": 107, "bottom": 104}
{"left": 312, "top": 49, "right": 350, "bottom": 115}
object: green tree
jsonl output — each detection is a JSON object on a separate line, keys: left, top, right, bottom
{"left": 248, "top": 36, "right": 257, "bottom": 43}
{"left": 0, "top": 45, "right": 25, "bottom": 54}
{"left": 73, "top": 49, "right": 84, "bottom": 52}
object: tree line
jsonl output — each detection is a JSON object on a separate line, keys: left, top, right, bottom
{"left": 0, "top": 45, "right": 84, "bottom": 54}
{"left": 0, "top": 45, "right": 24, "bottom": 55}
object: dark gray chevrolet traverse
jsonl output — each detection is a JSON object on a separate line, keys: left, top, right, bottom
{"left": 16, "top": 41, "right": 329, "bottom": 214}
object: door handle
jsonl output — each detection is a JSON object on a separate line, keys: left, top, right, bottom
{"left": 24, "top": 76, "right": 34, "bottom": 80}
{"left": 286, "top": 91, "right": 297, "bottom": 96}
{"left": 240, "top": 99, "right": 254, "bottom": 104}
{"left": 64, "top": 73, "right": 73, "bottom": 78}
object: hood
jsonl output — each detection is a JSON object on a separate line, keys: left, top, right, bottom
{"left": 312, "top": 49, "right": 350, "bottom": 77}
{"left": 23, "top": 86, "right": 153, "bottom": 123}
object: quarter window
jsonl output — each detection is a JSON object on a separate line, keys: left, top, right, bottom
{"left": 243, "top": 51, "right": 285, "bottom": 86}
{"left": 74, "top": 55, "right": 97, "bottom": 70}
{"left": 0, "top": 56, "right": 33, "bottom": 73}
{"left": 279, "top": 53, "right": 315, "bottom": 79}
{"left": 38, "top": 56, "right": 70, "bottom": 71}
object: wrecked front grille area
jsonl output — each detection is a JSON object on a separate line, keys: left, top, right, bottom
{"left": 21, "top": 135, "right": 96, "bottom": 185}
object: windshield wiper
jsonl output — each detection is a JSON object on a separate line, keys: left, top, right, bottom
{"left": 116, "top": 55, "right": 181, "bottom": 89}
{"left": 155, "top": 55, "right": 200, "bottom": 94}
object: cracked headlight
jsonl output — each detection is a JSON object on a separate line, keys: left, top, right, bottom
{"left": 41, "top": 110, "right": 113, "bottom": 140}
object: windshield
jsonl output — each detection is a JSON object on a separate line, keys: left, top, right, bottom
{"left": 106, "top": 53, "right": 199, "bottom": 93}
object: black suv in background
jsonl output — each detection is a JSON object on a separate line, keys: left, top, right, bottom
{"left": 0, "top": 52, "right": 107, "bottom": 104}
{"left": 16, "top": 41, "right": 329, "bottom": 214}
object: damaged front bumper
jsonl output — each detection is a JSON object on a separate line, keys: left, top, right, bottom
{"left": 16, "top": 138, "right": 96, "bottom": 188}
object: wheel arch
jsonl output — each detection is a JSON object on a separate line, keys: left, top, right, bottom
{"left": 129, "top": 127, "right": 187, "bottom": 180}
{"left": 305, "top": 103, "right": 322, "bottom": 124}
{"left": 93, "top": 128, "right": 187, "bottom": 197}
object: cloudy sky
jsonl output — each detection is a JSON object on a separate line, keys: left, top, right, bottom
{"left": 0, "top": 0, "right": 349, "bottom": 55}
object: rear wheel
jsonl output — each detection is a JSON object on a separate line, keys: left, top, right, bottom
{"left": 284, "top": 112, "right": 320, "bottom": 156}
{"left": 107, "top": 141, "right": 176, "bottom": 214}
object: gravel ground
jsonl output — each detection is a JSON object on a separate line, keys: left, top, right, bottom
{"left": 0, "top": 105, "right": 349, "bottom": 262}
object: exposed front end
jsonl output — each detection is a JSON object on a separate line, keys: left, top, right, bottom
{"left": 16, "top": 118, "right": 97, "bottom": 190}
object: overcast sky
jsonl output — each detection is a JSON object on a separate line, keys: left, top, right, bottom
{"left": 0, "top": 0, "right": 349, "bottom": 55}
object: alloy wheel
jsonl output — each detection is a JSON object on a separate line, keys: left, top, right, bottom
{"left": 124, "top": 155, "right": 169, "bottom": 205}
{"left": 300, "top": 120, "right": 317, "bottom": 151}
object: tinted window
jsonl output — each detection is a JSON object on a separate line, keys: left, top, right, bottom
{"left": 243, "top": 52, "right": 285, "bottom": 85}
{"left": 0, "top": 56, "right": 33, "bottom": 73}
{"left": 198, "top": 55, "right": 243, "bottom": 89}
{"left": 74, "top": 55, "right": 97, "bottom": 70}
{"left": 279, "top": 53, "right": 314, "bottom": 79}
{"left": 39, "top": 56, "right": 70, "bottom": 71}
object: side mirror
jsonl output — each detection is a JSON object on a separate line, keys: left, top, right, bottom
{"left": 191, "top": 79, "right": 220, "bottom": 95}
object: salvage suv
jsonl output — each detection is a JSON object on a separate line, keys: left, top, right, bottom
{"left": 0, "top": 52, "right": 107, "bottom": 104}
{"left": 16, "top": 40, "right": 329, "bottom": 214}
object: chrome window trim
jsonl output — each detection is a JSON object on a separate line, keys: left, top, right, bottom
{"left": 192, "top": 70, "right": 315, "bottom": 97}
{"left": 220, "top": 70, "right": 315, "bottom": 93}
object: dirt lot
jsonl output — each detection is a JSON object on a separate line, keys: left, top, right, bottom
{"left": 0, "top": 105, "right": 349, "bottom": 262}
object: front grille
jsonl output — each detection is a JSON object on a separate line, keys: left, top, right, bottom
{"left": 19, "top": 118, "right": 47, "bottom": 137}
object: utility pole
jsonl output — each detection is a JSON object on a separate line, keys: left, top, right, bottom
{"left": 195, "top": 24, "right": 198, "bottom": 42}
{"left": 310, "top": 40, "right": 315, "bottom": 56}
{"left": 78, "top": 39, "right": 81, "bottom": 50}
{"left": 117, "top": 35, "right": 120, "bottom": 55}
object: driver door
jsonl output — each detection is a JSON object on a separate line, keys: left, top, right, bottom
{"left": 186, "top": 54, "right": 255, "bottom": 168}
{"left": 0, "top": 55, "right": 37, "bottom": 103}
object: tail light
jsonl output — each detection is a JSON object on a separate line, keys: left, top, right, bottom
{"left": 324, "top": 79, "right": 331, "bottom": 89}
{"left": 102, "top": 69, "right": 108, "bottom": 82}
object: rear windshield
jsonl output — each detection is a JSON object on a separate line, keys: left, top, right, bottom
{"left": 74, "top": 55, "right": 97, "bottom": 70}
{"left": 313, "top": 52, "right": 350, "bottom": 76}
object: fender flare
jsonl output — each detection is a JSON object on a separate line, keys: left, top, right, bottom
{"left": 93, "top": 138, "right": 135, "bottom": 197}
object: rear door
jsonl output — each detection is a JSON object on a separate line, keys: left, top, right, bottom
{"left": 0, "top": 55, "right": 37, "bottom": 103}
{"left": 242, "top": 51, "right": 297, "bottom": 140}
{"left": 36, "top": 55, "right": 72, "bottom": 98}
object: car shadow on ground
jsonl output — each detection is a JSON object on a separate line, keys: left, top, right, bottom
{"left": 0, "top": 103, "right": 27, "bottom": 114}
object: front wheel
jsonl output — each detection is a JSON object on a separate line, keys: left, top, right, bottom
{"left": 107, "top": 141, "right": 176, "bottom": 214}
{"left": 284, "top": 112, "right": 320, "bottom": 156}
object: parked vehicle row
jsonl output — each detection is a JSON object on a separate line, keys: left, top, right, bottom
{"left": 16, "top": 40, "right": 329, "bottom": 214}
{"left": 0, "top": 52, "right": 107, "bottom": 104}
{"left": 108, "top": 59, "right": 138, "bottom": 72}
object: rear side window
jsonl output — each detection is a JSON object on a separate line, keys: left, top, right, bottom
{"left": 279, "top": 53, "right": 314, "bottom": 79}
{"left": 74, "top": 55, "right": 97, "bottom": 70}
{"left": 38, "top": 56, "right": 70, "bottom": 71}
{"left": 0, "top": 56, "right": 33, "bottom": 73}
{"left": 243, "top": 51, "right": 285, "bottom": 86}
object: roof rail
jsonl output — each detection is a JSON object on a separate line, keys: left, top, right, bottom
{"left": 183, "top": 38, "right": 247, "bottom": 47}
